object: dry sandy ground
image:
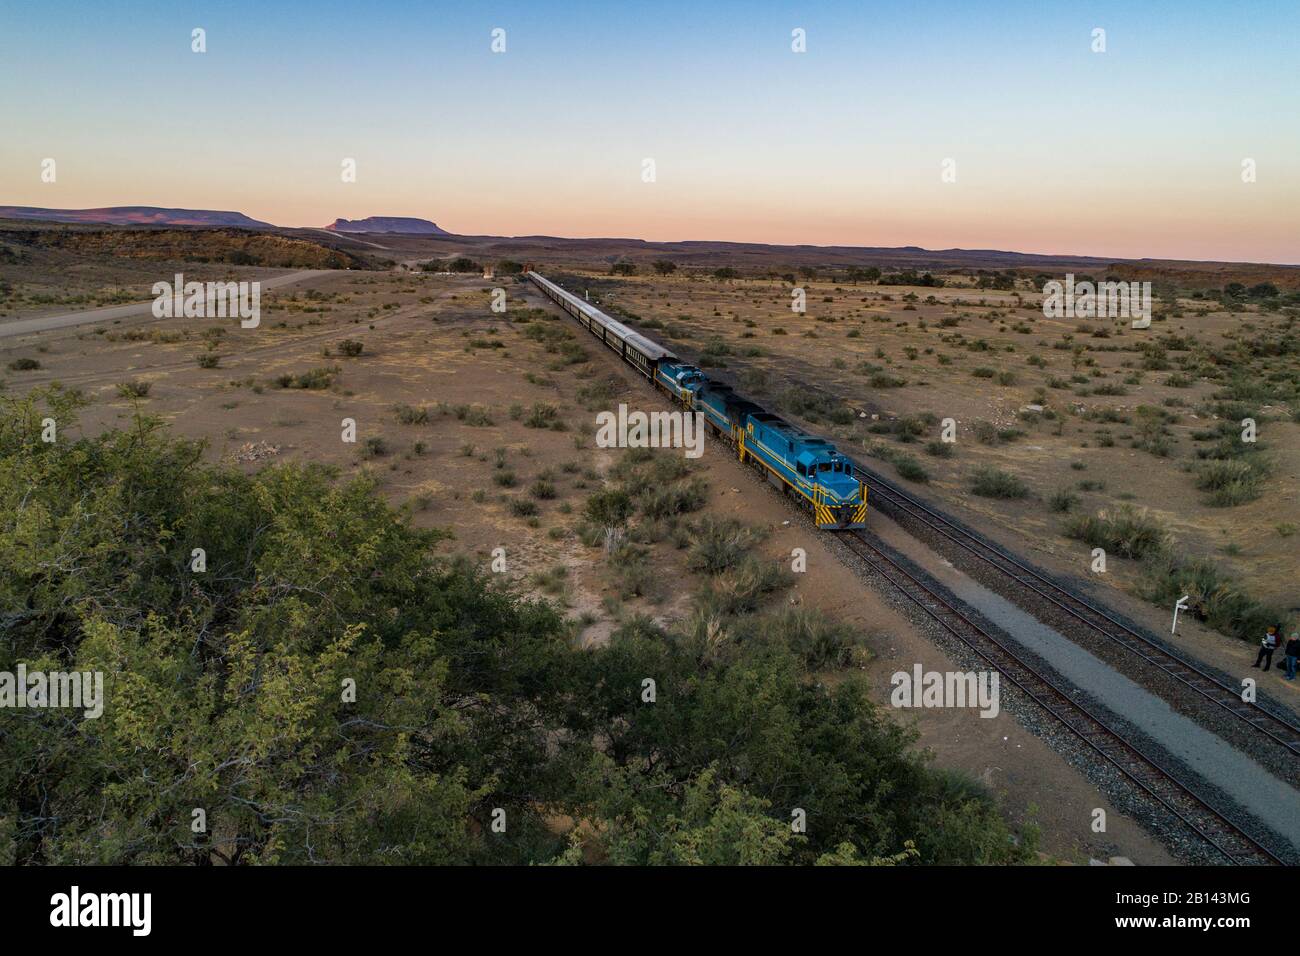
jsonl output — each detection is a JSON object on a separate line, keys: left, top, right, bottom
{"left": 0, "top": 268, "right": 1184, "bottom": 863}
{"left": 590, "top": 273, "right": 1300, "bottom": 652}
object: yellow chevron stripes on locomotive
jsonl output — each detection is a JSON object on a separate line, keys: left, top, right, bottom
{"left": 814, "top": 504, "right": 835, "bottom": 526}
{"left": 853, "top": 502, "right": 869, "bottom": 523}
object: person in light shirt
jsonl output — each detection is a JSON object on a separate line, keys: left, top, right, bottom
{"left": 1253, "top": 626, "right": 1280, "bottom": 672}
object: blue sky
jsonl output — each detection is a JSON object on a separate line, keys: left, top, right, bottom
{"left": 1, "top": 0, "right": 1296, "bottom": 261}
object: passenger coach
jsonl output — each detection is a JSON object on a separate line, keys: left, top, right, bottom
{"left": 526, "top": 270, "right": 867, "bottom": 529}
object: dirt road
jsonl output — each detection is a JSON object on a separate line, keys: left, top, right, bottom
{"left": 0, "top": 269, "right": 331, "bottom": 339}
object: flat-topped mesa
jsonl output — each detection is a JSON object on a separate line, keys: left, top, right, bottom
{"left": 324, "top": 216, "right": 450, "bottom": 236}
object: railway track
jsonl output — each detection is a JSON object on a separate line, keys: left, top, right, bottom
{"left": 834, "top": 529, "right": 1286, "bottom": 866}
{"left": 855, "top": 468, "right": 1300, "bottom": 755}
{"left": 524, "top": 275, "right": 1292, "bottom": 863}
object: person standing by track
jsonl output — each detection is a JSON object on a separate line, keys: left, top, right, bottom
{"left": 1254, "top": 625, "right": 1280, "bottom": 671}
{"left": 1283, "top": 632, "right": 1299, "bottom": 681}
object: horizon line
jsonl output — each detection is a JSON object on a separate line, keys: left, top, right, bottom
{"left": 4, "top": 202, "right": 1299, "bottom": 269}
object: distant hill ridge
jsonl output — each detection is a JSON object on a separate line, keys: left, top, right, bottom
{"left": 2, "top": 205, "right": 1294, "bottom": 273}
{"left": 0, "top": 205, "right": 273, "bottom": 228}
{"left": 325, "top": 216, "right": 450, "bottom": 235}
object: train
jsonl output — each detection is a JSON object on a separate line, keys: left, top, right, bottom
{"left": 526, "top": 271, "right": 868, "bottom": 529}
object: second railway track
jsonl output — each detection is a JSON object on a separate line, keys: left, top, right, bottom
{"left": 854, "top": 466, "right": 1300, "bottom": 755}
{"left": 834, "top": 529, "right": 1286, "bottom": 866}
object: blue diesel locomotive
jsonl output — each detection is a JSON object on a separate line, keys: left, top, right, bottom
{"left": 527, "top": 271, "right": 867, "bottom": 529}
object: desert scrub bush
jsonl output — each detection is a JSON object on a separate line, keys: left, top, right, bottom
{"left": 969, "top": 466, "right": 1029, "bottom": 499}
{"left": 509, "top": 498, "right": 539, "bottom": 518}
{"left": 925, "top": 440, "right": 954, "bottom": 458}
{"left": 523, "top": 403, "right": 565, "bottom": 430}
{"left": 1131, "top": 412, "right": 1175, "bottom": 457}
{"left": 777, "top": 389, "right": 855, "bottom": 425}
{"left": 637, "top": 477, "right": 707, "bottom": 519}
{"left": 393, "top": 403, "right": 430, "bottom": 425}
{"left": 584, "top": 487, "right": 634, "bottom": 529}
{"left": 971, "top": 421, "right": 998, "bottom": 444}
{"left": 493, "top": 469, "right": 517, "bottom": 488}
{"left": 892, "top": 454, "right": 929, "bottom": 483}
{"left": 744, "top": 608, "right": 868, "bottom": 670}
{"left": 643, "top": 453, "right": 694, "bottom": 484}
{"left": 627, "top": 516, "right": 672, "bottom": 544}
{"left": 337, "top": 338, "right": 364, "bottom": 357}
{"left": 888, "top": 416, "right": 928, "bottom": 443}
{"left": 1063, "top": 506, "right": 1166, "bottom": 560}
{"left": 296, "top": 366, "right": 339, "bottom": 389}
{"left": 8, "top": 357, "right": 40, "bottom": 371}
{"left": 196, "top": 353, "right": 220, "bottom": 369}
{"left": 1081, "top": 406, "right": 1130, "bottom": 424}
{"left": 685, "top": 516, "right": 766, "bottom": 574}
{"left": 1194, "top": 457, "right": 1270, "bottom": 507}
{"left": 360, "top": 436, "right": 387, "bottom": 459}
{"left": 574, "top": 521, "right": 605, "bottom": 548}
{"left": 608, "top": 543, "right": 655, "bottom": 598}
{"left": 695, "top": 555, "right": 789, "bottom": 616}
{"left": 1140, "top": 554, "right": 1278, "bottom": 643}
{"left": 530, "top": 563, "right": 568, "bottom": 597}
{"left": 529, "top": 479, "right": 557, "bottom": 500}
{"left": 614, "top": 444, "right": 655, "bottom": 467}
{"left": 1048, "top": 489, "right": 1080, "bottom": 513}
{"left": 116, "top": 380, "right": 152, "bottom": 398}
{"left": 453, "top": 404, "right": 495, "bottom": 426}
{"left": 549, "top": 341, "right": 589, "bottom": 367}
{"left": 275, "top": 365, "right": 339, "bottom": 390}
{"left": 576, "top": 377, "right": 619, "bottom": 410}
{"left": 869, "top": 372, "right": 907, "bottom": 389}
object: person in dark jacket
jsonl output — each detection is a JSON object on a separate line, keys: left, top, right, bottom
{"left": 1284, "top": 632, "right": 1299, "bottom": 681}
{"left": 1254, "top": 626, "right": 1279, "bottom": 671}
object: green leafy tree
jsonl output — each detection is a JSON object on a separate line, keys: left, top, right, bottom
{"left": 1, "top": 390, "right": 1035, "bottom": 866}
{"left": 583, "top": 488, "right": 634, "bottom": 528}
